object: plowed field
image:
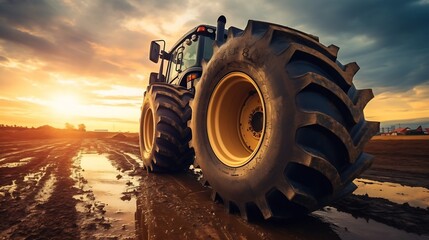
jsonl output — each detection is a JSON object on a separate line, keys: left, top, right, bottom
{"left": 0, "top": 133, "right": 428, "bottom": 240}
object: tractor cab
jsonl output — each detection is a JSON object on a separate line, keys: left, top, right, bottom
{"left": 148, "top": 25, "right": 216, "bottom": 89}
{"left": 148, "top": 16, "right": 227, "bottom": 90}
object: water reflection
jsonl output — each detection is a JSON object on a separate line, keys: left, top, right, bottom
{"left": 353, "top": 178, "right": 429, "bottom": 208}
{"left": 314, "top": 207, "right": 426, "bottom": 240}
{"left": 0, "top": 157, "right": 34, "bottom": 168}
{"left": 79, "top": 153, "right": 138, "bottom": 238}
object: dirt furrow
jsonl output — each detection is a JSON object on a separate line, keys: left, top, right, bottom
{"left": 0, "top": 143, "right": 56, "bottom": 194}
{"left": 0, "top": 139, "right": 67, "bottom": 159}
{"left": 0, "top": 140, "right": 82, "bottom": 239}
{"left": 0, "top": 140, "right": 42, "bottom": 154}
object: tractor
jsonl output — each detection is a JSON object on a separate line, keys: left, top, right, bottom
{"left": 139, "top": 16, "right": 379, "bottom": 220}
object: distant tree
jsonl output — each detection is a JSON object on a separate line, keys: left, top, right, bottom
{"left": 65, "top": 122, "right": 75, "bottom": 130}
{"left": 78, "top": 123, "right": 86, "bottom": 132}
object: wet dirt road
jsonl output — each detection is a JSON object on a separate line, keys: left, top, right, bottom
{"left": 0, "top": 136, "right": 428, "bottom": 239}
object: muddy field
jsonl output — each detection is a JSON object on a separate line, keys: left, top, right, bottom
{"left": 0, "top": 134, "right": 428, "bottom": 240}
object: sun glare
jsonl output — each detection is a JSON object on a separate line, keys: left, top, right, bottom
{"left": 49, "top": 94, "right": 81, "bottom": 117}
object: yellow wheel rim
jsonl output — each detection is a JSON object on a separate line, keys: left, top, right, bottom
{"left": 207, "top": 72, "right": 265, "bottom": 167}
{"left": 143, "top": 107, "right": 155, "bottom": 153}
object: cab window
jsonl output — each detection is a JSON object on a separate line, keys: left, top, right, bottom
{"left": 203, "top": 37, "right": 214, "bottom": 61}
{"left": 167, "top": 40, "right": 198, "bottom": 83}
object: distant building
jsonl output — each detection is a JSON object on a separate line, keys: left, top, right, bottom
{"left": 94, "top": 129, "right": 109, "bottom": 132}
{"left": 391, "top": 127, "right": 410, "bottom": 135}
{"left": 406, "top": 126, "right": 425, "bottom": 135}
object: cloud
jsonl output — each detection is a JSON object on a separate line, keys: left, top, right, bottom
{"left": 0, "top": 0, "right": 62, "bottom": 28}
{"left": 0, "top": 24, "right": 56, "bottom": 53}
{"left": 0, "top": 0, "right": 153, "bottom": 80}
{"left": 265, "top": 0, "right": 429, "bottom": 91}
{"left": 179, "top": 0, "right": 429, "bottom": 93}
{"left": 0, "top": 0, "right": 428, "bottom": 131}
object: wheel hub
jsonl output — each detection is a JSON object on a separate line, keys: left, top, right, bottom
{"left": 250, "top": 111, "right": 263, "bottom": 133}
{"left": 207, "top": 72, "right": 265, "bottom": 167}
{"left": 239, "top": 93, "right": 263, "bottom": 152}
{"left": 142, "top": 107, "right": 155, "bottom": 153}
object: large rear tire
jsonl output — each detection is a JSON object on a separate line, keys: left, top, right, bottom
{"left": 139, "top": 83, "right": 194, "bottom": 172}
{"left": 190, "top": 20, "right": 379, "bottom": 219}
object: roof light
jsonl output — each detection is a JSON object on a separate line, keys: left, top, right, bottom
{"left": 196, "top": 26, "right": 206, "bottom": 33}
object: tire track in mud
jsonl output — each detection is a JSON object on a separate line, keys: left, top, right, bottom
{"left": 0, "top": 140, "right": 70, "bottom": 186}
{"left": 102, "top": 139, "right": 144, "bottom": 174}
{"left": 0, "top": 139, "right": 82, "bottom": 239}
{"left": 0, "top": 140, "right": 61, "bottom": 199}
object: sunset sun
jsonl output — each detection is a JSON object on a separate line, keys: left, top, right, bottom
{"left": 49, "top": 94, "right": 81, "bottom": 117}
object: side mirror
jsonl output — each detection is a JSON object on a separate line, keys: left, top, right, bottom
{"left": 149, "top": 41, "right": 160, "bottom": 63}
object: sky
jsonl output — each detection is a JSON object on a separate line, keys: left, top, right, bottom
{"left": 0, "top": 0, "right": 428, "bottom": 132}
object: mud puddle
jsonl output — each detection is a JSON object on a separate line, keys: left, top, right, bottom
{"left": 353, "top": 178, "right": 429, "bottom": 208}
{"left": 314, "top": 207, "right": 428, "bottom": 240}
{"left": 76, "top": 152, "right": 139, "bottom": 239}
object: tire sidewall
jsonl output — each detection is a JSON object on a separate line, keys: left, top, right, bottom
{"left": 139, "top": 86, "right": 156, "bottom": 166}
{"left": 194, "top": 37, "right": 297, "bottom": 201}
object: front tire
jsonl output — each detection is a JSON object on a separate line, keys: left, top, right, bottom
{"left": 139, "top": 83, "right": 194, "bottom": 172}
{"left": 191, "top": 20, "right": 379, "bottom": 219}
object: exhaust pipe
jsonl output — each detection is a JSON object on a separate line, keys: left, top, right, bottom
{"left": 216, "top": 15, "right": 226, "bottom": 44}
